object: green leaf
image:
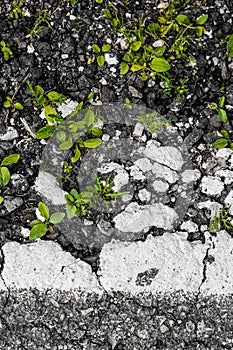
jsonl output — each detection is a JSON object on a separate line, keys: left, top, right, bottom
{"left": 71, "top": 146, "right": 81, "bottom": 163}
{"left": 120, "top": 62, "right": 129, "bottom": 75}
{"left": 90, "top": 126, "right": 103, "bottom": 136}
{"left": 150, "top": 57, "right": 170, "bottom": 72}
{"left": 47, "top": 91, "right": 61, "bottom": 102}
{"left": 59, "top": 136, "right": 73, "bottom": 150}
{"left": 218, "top": 109, "right": 227, "bottom": 123}
{"left": 14, "top": 102, "right": 24, "bottom": 110}
{"left": 1, "top": 154, "right": 20, "bottom": 166}
{"left": 97, "top": 55, "right": 105, "bottom": 66}
{"left": 50, "top": 212, "right": 65, "bottom": 224}
{"left": 213, "top": 138, "right": 228, "bottom": 149}
{"left": 176, "top": 14, "right": 190, "bottom": 25}
{"left": 195, "top": 14, "right": 208, "bottom": 25}
{"left": 66, "top": 205, "right": 77, "bottom": 219}
{"left": 219, "top": 96, "right": 225, "bottom": 108}
{"left": 230, "top": 143, "right": 233, "bottom": 151}
{"left": 36, "top": 125, "right": 56, "bottom": 139}
{"left": 29, "top": 223, "right": 47, "bottom": 240}
{"left": 131, "top": 64, "right": 143, "bottom": 72}
{"left": 0, "top": 196, "right": 4, "bottom": 204}
{"left": 123, "top": 53, "right": 133, "bottom": 62}
{"left": 70, "top": 188, "right": 79, "bottom": 200}
{"left": 131, "top": 41, "right": 142, "bottom": 52}
{"left": 92, "top": 44, "right": 101, "bottom": 53}
{"left": 83, "top": 138, "right": 102, "bottom": 148}
{"left": 220, "top": 129, "right": 229, "bottom": 139}
{"left": 38, "top": 202, "right": 50, "bottom": 221}
{"left": 84, "top": 109, "right": 95, "bottom": 127}
{"left": 102, "top": 44, "right": 111, "bottom": 53}
{"left": 44, "top": 105, "right": 57, "bottom": 122}
{"left": 56, "top": 131, "right": 66, "bottom": 143}
{"left": 208, "top": 102, "right": 218, "bottom": 110}
{"left": 196, "top": 26, "right": 204, "bottom": 37}
{"left": 34, "top": 85, "right": 45, "bottom": 97}
{"left": 30, "top": 219, "right": 43, "bottom": 227}
{"left": 227, "top": 34, "right": 233, "bottom": 58}
{"left": 3, "top": 99, "right": 12, "bottom": 108}
{"left": 0, "top": 167, "right": 11, "bottom": 186}
{"left": 153, "top": 45, "right": 166, "bottom": 57}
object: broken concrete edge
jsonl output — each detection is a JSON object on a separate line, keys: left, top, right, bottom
{"left": 0, "top": 230, "right": 232, "bottom": 295}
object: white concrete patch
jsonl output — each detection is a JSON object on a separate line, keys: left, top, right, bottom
{"left": 113, "top": 202, "right": 178, "bottom": 232}
{"left": 98, "top": 232, "right": 206, "bottom": 294}
{"left": 135, "top": 158, "right": 178, "bottom": 184}
{"left": 35, "top": 171, "right": 67, "bottom": 205}
{"left": 1, "top": 241, "right": 102, "bottom": 293}
{"left": 201, "top": 176, "right": 224, "bottom": 196}
{"left": 201, "top": 231, "right": 233, "bottom": 295}
{"left": 144, "top": 142, "right": 184, "bottom": 171}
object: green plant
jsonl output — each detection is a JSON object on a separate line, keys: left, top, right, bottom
{"left": 208, "top": 96, "right": 228, "bottom": 123}
{"left": 65, "top": 173, "right": 129, "bottom": 218}
{"left": 29, "top": 202, "right": 65, "bottom": 240}
{"left": 161, "top": 77, "right": 189, "bottom": 100}
{"left": 26, "top": 81, "right": 67, "bottom": 108}
{"left": 213, "top": 130, "right": 233, "bottom": 150}
{"left": 0, "top": 154, "right": 20, "bottom": 204}
{"left": 226, "top": 34, "right": 233, "bottom": 57}
{"left": 138, "top": 111, "right": 170, "bottom": 134}
{"left": 88, "top": 43, "right": 111, "bottom": 66}
{"left": 0, "top": 40, "right": 13, "bottom": 61}
{"left": 210, "top": 206, "right": 233, "bottom": 233}
{"left": 62, "top": 0, "right": 79, "bottom": 4}
{"left": 3, "top": 96, "right": 23, "bottom": 112}
{"left": 25, "top": 9, "right": 52, "bottom": 38}
{"left": 35, "top": 90, "right": 95, "bottom": 140}
{"left": 9, "top": 0, "right": 25, "bottom": 19}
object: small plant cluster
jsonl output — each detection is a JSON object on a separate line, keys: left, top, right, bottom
{"left": 3, "top": 96, "right": 24, "bottom": 112}
{"left": 138, "top": 111, "right": 170, "bottom": 134}
{"left": 65, "top": 173, "right": 129, "bottom": 219}
{"left": 0, "top": 154, "right": 20, "bottom": 204}
{"left": 104, "top": 0, "right": 208, "bottom": 97}
{"left": 9, "top": 0, "right": 25, "bottom": 19}
{"left": 0, "top": 40, "right": 13, "bottom": 61}
{"left": 213, "top": 130, "right": 233, "bottom": 150}
{"left": 210, "top": 206, "right": 233, "bottom": 234}
{"left": 25, "top": 9, "right": 52, "bottom": 38}
{"left": 88, "top": 43, "right": 111, "bottom": 66}
{"left": 208, "top": 96, "right": 227, "bottom": 123}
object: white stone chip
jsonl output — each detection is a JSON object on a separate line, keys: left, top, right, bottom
{"left": 98, "top": 232, "right": 206, "bottom": 294}
{"left": 1, "top": 241, "right": 102, "bottom": 292}
{"left": 0, "top": 127, "right": 19, "bottom": 141}
{"left": 144, "top": 142, "right": 184, "bottom": 171}
{"left": 181, "top": 169, "right": 201, "bottom": 183}
{"left": 215, "top": 148, "right": 233, "bottom": 160}
{"left": 201, "top": 176, "right": 224, "bottom": 196}
{"left": 225, "top": 191, "right": 233, "bottom": 215}
{"left": 180, "top": 220, "right": 198, "bottom": 233}
{"left": 152, "top": 180, "right": 169, "bottom": 192}
{"left": 138, "top": 189, "right": 151, "bottom": 202}
{"left": 35, "top": 171, "right": 67, "bottom": 206}
{"left": 215, "top": 169, "right": 233, "bottom": 185}
{"left": 133, "top": 123, "right": 144, "bottom": 137}
{"left": 113, "top": 202, "right": 178, "bottom": 232}
{"left": 104, "top": 53, "right": 118, "bottom": 65}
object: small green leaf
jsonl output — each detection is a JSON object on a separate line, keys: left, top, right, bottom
{"left": 102, "top": 44, "right": 111, "bottom": 53}
{"left": 34, "top": 85, "right": 45, "bottom": 97}
{"left": 14, "top": 102, "right": 24, "bottom": 110}
{"left": 120, "top": 62, "right": 129, "bottom": 75}
{"left": 83, "top": 138, "right": 102, "bottom": 148}
{"left": 195, "top": 14, "right": 208, "bottom": 25}
{"left": 30, "top": 219, "right": 43, "bottom": 227}
{"left": 0, "top": 167, "right": 11, "bottom": 186}
{"left": 150, "top": 57, "right": 170, "bottom": 72}
{"left": 70, "top": 188, "right": 79, "bottom": 200}
{"left": 97, "top": 55, "right": 105, "bottom": 66}
{"left": 131, "top": 41, "right": 142, "bottom": 52}
{"left": 230, "top": 143, "right": 233, "bottom": 150}
{"left": 71, "top": 146, "right": 81, "bottom": 163}
{"left": 66, "top": 205, "right": 77, "bottom": 219}
{"left": 131, "top": 64, "right": 143, "bottom": 72}
{"left": 36, "top": 125, "right": 56, "bottom": 139}
{"left": 1, "top": 154, "right": 20, "bottom": 166}
{"left": 218, "top": 109, "right": 227, "bottom": 123}
{"left": 196, "top": 26, "right": 204, "bottom": 37}
{"left": 84, "top": 109, "right": 95, "bottom": 127}
{"left": 123, "top": 53, "right": 133, "bottom": 62}
{"left": 153, "top": 45, "right": 166, "bottom": 57}
{"left": 44, "top": 106, "right": 57, "bottom": 122}
{"left": 0, "top": 196, "right": 4, "bottom": 204}
{"left": 50, "top": 212, "right": 65, "bottom": 224}
{"left": 56, "top": 131, "right": 66, "bottom": 143}
{"left": 213, "top": 138, "right": 229, "bottom": 149}
{"left": 219, "top": 96, "right": 225, "bottom": 108}
{"left": 92, "top": 44, "right": 101, "bottom": 53}
{"left": 90, "top": 126, "right": 103, "bottom": 136}
{"left": 220, "top": 129, "right": 229, "bottom": 139}
{"left": 47, "top": 91, "right": 61, "bottom": 102}
{"left": 29, "top": 223, "right": 47, "bottom": 240}
{"left": 59, "top": 136, "right": 73, "bottom": 150}
{"left": 176, "top": 14, "right": 190, "bottom": 25}
{"left": 3, "top": 100, "right": 12, "bottom": 108}
{"left": 227, "top": 34, "right": 233, "bottom": 57}
{"left": 208, "top": 102, "right": 218, "bottom": 110}
{"left": 38, "top": 202, "right": 50, "bottom": 221}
